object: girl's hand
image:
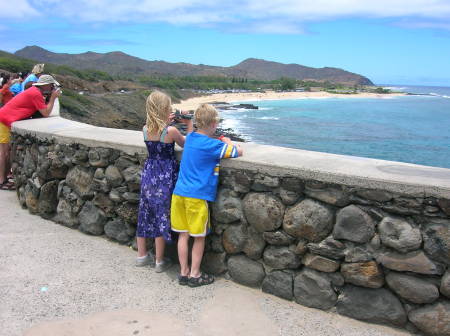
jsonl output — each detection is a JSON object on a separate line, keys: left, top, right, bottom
{"left": 169, "top": 112, "right": 176, "bottom": 123}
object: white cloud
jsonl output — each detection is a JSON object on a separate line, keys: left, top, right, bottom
{"left": 4, "top": 0, "right": 450, "bottom": 33}
{"left": 0, "top": 0, "right": 39, "bottom": 19}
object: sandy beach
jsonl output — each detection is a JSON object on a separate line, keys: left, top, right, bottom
{"left": 173, "top": 90, "right": 406, "bottom": 111}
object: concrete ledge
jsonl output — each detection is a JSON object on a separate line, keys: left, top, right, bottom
{"left": 12, "top": 117, "right": 450, "bottom": 198}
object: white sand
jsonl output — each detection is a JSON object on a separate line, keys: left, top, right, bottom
{"left": 173, "top": 90, "right": 406, "bottom": 111}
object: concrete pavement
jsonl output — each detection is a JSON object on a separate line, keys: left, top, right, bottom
{"left": 0, "top": 191, "right": 411, "bottom": 336}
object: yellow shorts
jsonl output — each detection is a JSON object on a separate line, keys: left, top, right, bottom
{"left": 171, "top": 195, "right": 210, "bottom": 237}
{"left": 0, "top": 122, "right": 10, "bottom": 144}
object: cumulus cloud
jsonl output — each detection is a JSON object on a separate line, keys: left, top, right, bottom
{"left": 6, "top": 0, "right": 450, "bottom": 33}
{"left": 0, "top": 0, "right": 39, "bottom": 19}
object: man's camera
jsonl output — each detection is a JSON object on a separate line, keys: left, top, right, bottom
{"left": 174, "top": 109, "right": 193, "bottom": 121}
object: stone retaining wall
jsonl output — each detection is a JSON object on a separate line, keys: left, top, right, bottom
{"left": 10, "top": 118, "right": 450, "bottom": 336}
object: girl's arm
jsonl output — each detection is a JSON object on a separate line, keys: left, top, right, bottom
{"left": 167, "top": 118, "right": 193, "bottom": 148}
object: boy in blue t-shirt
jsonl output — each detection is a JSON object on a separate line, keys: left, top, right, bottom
{"left": 171, "top": 103, "right": 243, "bottom": 287}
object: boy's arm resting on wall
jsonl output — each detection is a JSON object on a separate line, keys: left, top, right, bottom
{"left": 220, "top": 137, "right": 243, "bottom": 158}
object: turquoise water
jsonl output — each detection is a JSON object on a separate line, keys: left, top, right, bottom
{"left": 220, "top": 86, "right": 450, "bottom": 169}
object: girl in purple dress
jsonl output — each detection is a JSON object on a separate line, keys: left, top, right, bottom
{"left": 136, "top": 91, "right": 193, "bottom": 272}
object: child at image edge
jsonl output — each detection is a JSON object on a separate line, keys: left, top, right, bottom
{"left": 171, "top": 103, "right": 243, "bottom": 287}
{"left": 136, "top": 91, "right": 193, "bottom": 272}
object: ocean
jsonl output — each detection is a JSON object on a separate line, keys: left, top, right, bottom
{"left": 219, "top": 85, "right": 450, "bottom": 169}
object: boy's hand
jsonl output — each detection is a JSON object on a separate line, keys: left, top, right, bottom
{"left": 219, "top": 136, "right": 232, "bottom": 144}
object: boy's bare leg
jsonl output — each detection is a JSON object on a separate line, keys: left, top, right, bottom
{"left": 154, "top": 236, "right": 165, "bottom": 263}
{"left": 190, "top": 236, "right": 205, "bottom": 278}
{"left": 136, "top": 237, "right": 147, "bottom": 257}
{"left": 0, "top": 143, "right": 10, "bottom": 184}
{"left": 178, "top": 232, "right": 190, "bottom": 276}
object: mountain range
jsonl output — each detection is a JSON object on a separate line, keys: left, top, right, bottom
{"left": 15, "top": 46, "right": 373, "bottom": 85}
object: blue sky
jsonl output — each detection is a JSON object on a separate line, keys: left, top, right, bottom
{"left": 2, "top": 0, "right": 450, "bottom": 86}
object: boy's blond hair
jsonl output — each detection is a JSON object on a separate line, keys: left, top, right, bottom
{"left": 194, "top": 104, "right": 219, "bottom": 129}
{"left": 146, "top": 91, "right": 172, "bottom": 134}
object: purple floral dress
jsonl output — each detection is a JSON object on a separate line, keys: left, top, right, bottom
{"left": 137, "top": 137, "right": 179, "bottom": 242}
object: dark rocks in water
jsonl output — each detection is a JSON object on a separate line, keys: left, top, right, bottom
{"left": 213, "top": 102, "right": 259, "bottom": 110}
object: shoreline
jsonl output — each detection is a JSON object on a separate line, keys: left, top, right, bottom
{"left": 173, "top": 90, "right": 406, "bottom": 110}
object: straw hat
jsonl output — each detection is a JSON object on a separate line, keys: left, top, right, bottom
{"left": 32, "top": 75, "right": 60, "bottom": 86}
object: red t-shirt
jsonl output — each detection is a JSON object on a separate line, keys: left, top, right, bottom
{"left": 0, "top": 86, "right": 46, "bottom": 128}
{"left": 0, "top": 84, "right": 14, "bottom": 105}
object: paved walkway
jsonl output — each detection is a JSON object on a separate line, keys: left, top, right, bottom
{"left": 0, "top": 191, "right": 411, "bottom": 336}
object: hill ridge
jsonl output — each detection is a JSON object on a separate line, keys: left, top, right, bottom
{"left": 15, "top": 46, "right": 373, "bottom": 85}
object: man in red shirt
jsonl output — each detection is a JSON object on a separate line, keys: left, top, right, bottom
{"left": 0, "top": 74, "right": 61, "bottom": 190}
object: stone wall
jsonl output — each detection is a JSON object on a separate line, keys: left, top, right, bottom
{"left": 10, "top": 118, "right": 450, "bottom": 336}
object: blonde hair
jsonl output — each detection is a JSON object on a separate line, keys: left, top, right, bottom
{"left": 145, "top": 91, "right": 172, "bottom": 134}
{"left": 194, "top": 104, "right": 219, "bottom": 129}
{"left": 32, "top": 63, "right": 45, "bottom": 74}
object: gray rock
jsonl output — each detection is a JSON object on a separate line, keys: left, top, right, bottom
{"left": 109, "top": 189, "right": 122, "bottom": 203}
{"left": 210, "top": 234, "right": 225, "bottom": 253}
{"left": 78, "top": 201, "right": 107, "bottom": 235}
{"left": 104, "top": 218, "right": 131, "bottom": 243}
{"left": 378, "top": 217, "right": 422, "bottom": 253}
{"left": 283, "top": 199, "right": 334, "bottom": 242}
{"left": 333, "top": 205, "right": 375, "bottom": 243}
{"left": 243, "top": 227, "right": 266, "bottom": 260}
{"left": 105, "top": 165, "right": 123, "bottom": 187}
{"left": 355, "top": 189, "right": 393, "bottom": 202}
{"left": 386, "top": 272, "right": 439, "bottom": 304}
{"left": 243, "top": 193, "right": 285, "bottom": 232}
{"left": 278, "top": 188, "right": 299, "bottom": 205}
{"left": 336, "top": 285, "right": 406, "bottom": 327}
{"left": 262, "top": 271, "right": 293, "bottom": 301}
{"left": 122, "top": 192, "right": 140, "bottom": 204}
{"left": 53, "top": 198, "right": 79, "bottom": 228}
{"left": 307, "top": 236, "right": 346, "bottom": 260}
{"left": 280, "top": 177, "right": 304, "bottom": 192}
{"left": 230, "top": 170, "right": 253, "bottom": 193}
{"left": 228, "top": 255, "right": 265, "bottom": 287}
{"left": 341, "top": 261, "right": 384, "bottom": 288}
{"left": 93, "top": 193, "right": 115, "bottom": 214}
{"left": 377, "top": 250, "right": 444, "bottom": 275}
{"left": 263, "top": 245, "right": 301, "bottom": 269}
{"left": 24, "top": 181, "right": 39, "bottom": 214}
{"left": 202, "top": 252, "right": 227, "bottom": 275}
{"left": 302, "top": 253, "right": 340, "bottom": 273}
{"left": 304, "top": 183, "right": 350, "bottom": 207}
{"left": 222, "top": 225, "right": 247, "bottom": 254}
{"left": 122, "top": 165, "right": 141, "bottom": 191}
{"left": 442, "top": 270, "right": 450, "bottom": 298}
{"left": 423, "top": 219, "right": 450, "bottom": 266}
{"left": 66, "top": 166, "right": 94, "bottom": 200}
{"left": 72, "top": 148, "right": 88, "bottom": 165}
{"left": 326, "top": 272, "right": 345, "bottom": 287}
{"left": 294, "top": 268, "right": 337, "bottom": 310}
{"left": 94, "top": 168, "right": 105, "bottom": 179}
{"left": 293, "top": 239, "right": 308, "bottom": 255}
{"left": 212, "top": 188, "right": 243, "bottom": 224}
{"left": 115, "top": 156, "right": 136, "bottom": 171}
{"left": 49, "top": 156, "right": 68, "bottom": 179}
{"left": 408, "top": 301, "right": 450, "bottom": 336}
{"left": 38, "top": 180, "right": 59, "bottom": 216}
{"left": 438, "top": 199, "right": 450, "bottom": 216}
{"left": 252, "top": 174, "right": 279, "bottom": 191}
{"left": 344, "top": 247, "right": 373, "bottom": 263}
{"left": 92, "top": 178, "right": 110, "bottom": 193}
{"left": 88, "top": 148, "right": 111, "bottom": 167}
{"left": 263, "top": 231, "right": 296, "bottom": 246}
{"left": 115, "top": 203, "right": 138, "bottom": 224}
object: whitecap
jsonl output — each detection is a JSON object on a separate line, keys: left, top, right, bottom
{"left": 257, "top": 117, "right": 280, "bottom": 120}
